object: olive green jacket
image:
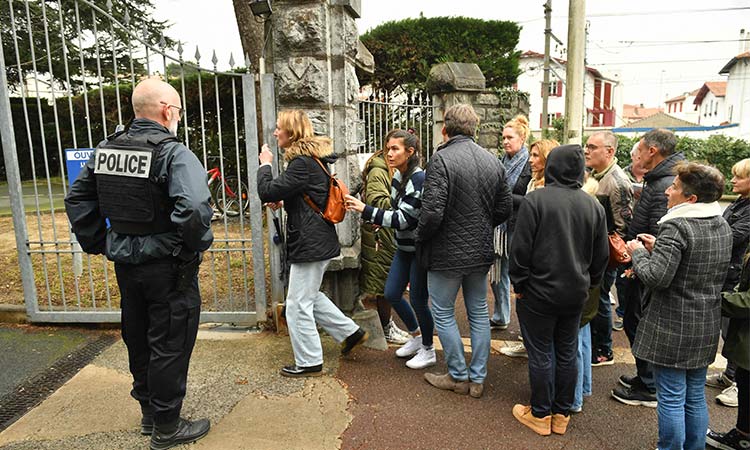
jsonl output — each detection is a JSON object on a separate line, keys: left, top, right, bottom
{"left": 359, "top": 154, "right": 396, "bottom": 297}
{"left": 722, "top": 255, "right": 750, "bottom": 370}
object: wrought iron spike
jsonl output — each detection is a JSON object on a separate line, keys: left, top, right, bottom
{"left": 229, "top": 53, "right": 235, "bottom": 68}
{"left": 123, "top": 9, "right": 130, "bottom": 26}
{"left": 159, "top": 34, "right": 166, "bottom": 49}
{"left": 244, "top": 53, "right": 251, "bottom": 68}
{"left": 194, "top": 46, "right": 201, "bottom": 62}
{"left": 211, "top": 50, "right": 218, "bottom": 67}
{"left": 106, "top": 0, "right": 112, "bottom": 12}
{"left": 142, "top": 24, "right": 148, "bottom": 40}
{"left": 177, "top": 41, "right": 184, "bottom": 59}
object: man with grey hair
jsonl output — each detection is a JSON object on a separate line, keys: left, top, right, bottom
{"left": 584, "top": 131, "right": 634, "bottom": 368}
{"left": 417, "top": 104, "right": 512, "bottom": 398}
{"left": 611, "top": 128, "right": 685, "bottom": 407}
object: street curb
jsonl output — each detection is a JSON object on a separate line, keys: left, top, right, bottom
{"left": 0, "top": 305, "right": 27, "bottom": 324}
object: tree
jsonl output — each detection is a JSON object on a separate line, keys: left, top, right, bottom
{"left": 1, "top": 0, "right": 173, "bottom": 94}
{"left": 231, "top": 0, "right": 265, "bottom": 72}
{"left": 360, "top": 15, "right": 521, "bottom": 92}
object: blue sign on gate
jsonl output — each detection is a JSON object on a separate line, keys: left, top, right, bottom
{"left": 65, "top": 148, "right": 95, "bottom": 188}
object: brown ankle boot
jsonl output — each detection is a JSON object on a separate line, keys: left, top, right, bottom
{"left": 551, "top": 413, "right": 570, "bottom": 435}
{"left": 512, "top": 404, "right": 551, "bottom": 436}
{"left": 469, "top": 382, "right": 484, "bottom": 398}
{"left": 424, "top": 372, "right": 469, "bottom": 395}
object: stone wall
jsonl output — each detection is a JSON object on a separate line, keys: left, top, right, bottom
{"left": 428, "top": 62, "right": 529, "bottom": 157}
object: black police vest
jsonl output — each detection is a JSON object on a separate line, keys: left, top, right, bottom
{"left": 94, "top": 130, "right": 179, "bottom": 236}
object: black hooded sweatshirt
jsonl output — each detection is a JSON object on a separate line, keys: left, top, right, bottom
{"left": 509, "top": 144, "right": 609, "bottom": 312}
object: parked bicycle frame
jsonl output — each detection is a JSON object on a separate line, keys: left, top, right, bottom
{"left": 206, "top": 156, "right": 250, "bottom": 217}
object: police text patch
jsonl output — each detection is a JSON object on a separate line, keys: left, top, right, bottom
{"left": 94, "top": 148, "right": 151, "bottom": 178}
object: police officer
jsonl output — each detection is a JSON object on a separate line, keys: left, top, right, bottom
{"left": 65, "top": 78, "right": 213, "bottom": 450}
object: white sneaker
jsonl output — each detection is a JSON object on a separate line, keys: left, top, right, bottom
{"left": 383, "top": 320, "right": 409, "bottom": 345}
{"left": 609, "top": 292, "right": 617, "bottom": 305}
{"left": 500, "top": 342, "right": 528, "bottom": 358}
{"left": 716, "top": 383, "right": 739, "bottom": 407}
{"left": 406, "top": 345, "right": 436, "bottom": 369}
{"left": 395, "top": 335, "right": 421, "bottom": 358}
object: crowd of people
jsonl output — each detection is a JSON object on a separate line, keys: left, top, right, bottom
{"left": 258, "top": 105, "right": 748, "bottom": 449}
{"left": 65, "top": 77, "right": 748, "bottom": 450}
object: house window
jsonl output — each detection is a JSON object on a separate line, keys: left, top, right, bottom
{"left": 549, "top": 79, "right": 559, "bottom": 96}
{"left": 715, "top": 101, "right": 719, "bottom": 116}
{"left": 729, "top": 105, "right": 734, "bottom": 122}
{"left": 709, "top": 100, "right": 714, "bottom": 116}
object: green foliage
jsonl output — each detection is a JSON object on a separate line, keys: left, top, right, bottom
{"left": 360, "top": 16, "right": 521, "bottom": 92}
{"left": 541, "top": 116, "right": 565, "bottom": 142}
{"left": 2, "top": 0, "right": 173, "bottom": 93}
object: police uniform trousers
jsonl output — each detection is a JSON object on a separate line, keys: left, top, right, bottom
{"left": 115, "top": 257, "right": 201, "bottom": 426}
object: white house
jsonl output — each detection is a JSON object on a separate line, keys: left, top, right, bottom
{"left": 516, "top": 51, "right": 621, "bottom": 131}
{"left": 693, "top": 81, "right": 727, "bottom": 127}
{"left": 720, "top": 50, "right": 750, "bottom": 140}
{"left": 663, "top": 89, "right": 700, "bottom": 124}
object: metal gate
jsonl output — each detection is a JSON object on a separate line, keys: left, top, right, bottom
{"left": 357, "top": 90, "right": 436, "bottom": 160}
{"left": 0, "top": 0, "right": 279, "bottom": 325}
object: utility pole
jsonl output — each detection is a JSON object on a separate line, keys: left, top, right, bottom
{"left": 563, "top": 0, "right": 586, "bottom": 145}
{"left": 541, "top": 0, "right": 552, "bottom": 136}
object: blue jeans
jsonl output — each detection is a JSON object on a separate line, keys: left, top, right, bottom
{"left": 654, "top": 365, "right": 709, "bottom": 450}
{"left": 573, "top": 324, "right": 592, "bottom": 410}
{"left": 384, "top": 249, "right": 433, "bottom": 346}
{"left": 490, "top": 255, "right": 512, "bottom": 326}
{"left": 428, "top": 269, "right": 490, "bottom": 383}
{"left": 591, "top": 268, "right": 616, "bottom": 357}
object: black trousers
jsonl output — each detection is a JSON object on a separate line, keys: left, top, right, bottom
{"left": 517, "top": 297, "right": 581, "bottom": 418}
{"left": 737, "top": 366, "right": 749, "bottom": 434}
{"left": 115, "top": 258, "right": 201, "bottom": 426}
{"left": 620, "top": 276, "right": 655, "bottom": 392}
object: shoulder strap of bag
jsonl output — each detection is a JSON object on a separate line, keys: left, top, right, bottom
{"left": 303, "top": 157, "right": 331, "bottom": 215}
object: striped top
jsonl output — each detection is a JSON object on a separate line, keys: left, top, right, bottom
{"left": 362, "top": 167, "right": 425, "bottom": 252}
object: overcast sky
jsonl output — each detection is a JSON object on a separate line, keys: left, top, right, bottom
{"left": 152, "top": 0, "right": 749, "bottom": 107}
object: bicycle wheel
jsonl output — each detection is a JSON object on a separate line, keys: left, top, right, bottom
{"left": 215, "top": 177, "right": 250, "bottom": 217}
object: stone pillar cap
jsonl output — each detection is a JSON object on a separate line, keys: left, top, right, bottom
{"left": 426, "top": 62, "right": 486, "bottom": 94}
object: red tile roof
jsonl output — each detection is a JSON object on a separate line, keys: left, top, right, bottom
{"left": 719, "top": 51, "right": 750, "bottom": 75}
{"left": 521, "top": 50, "right": 610, "bottom": 80}
{"left": 693, "top": 81, "right": 727, "bottom": 105}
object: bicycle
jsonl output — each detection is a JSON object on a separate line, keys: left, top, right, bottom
{"left": 206, "top": 156, "right": 250, "bottom": 217}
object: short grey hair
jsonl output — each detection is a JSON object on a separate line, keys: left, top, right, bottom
{"left": 591, "top": 130, "right": 618, "bottom": 151}
{"left": 444, "top": 104, "right": 479, "bottom": 138}
{"left": 642, "top": 128, "right": 677, "bottom": 157}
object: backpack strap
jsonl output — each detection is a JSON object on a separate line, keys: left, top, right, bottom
{"left": 303, "top": 157, "right": 331, "bottom": 215}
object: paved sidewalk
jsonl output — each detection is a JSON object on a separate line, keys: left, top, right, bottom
{"left": 0, "top": 320, "right": 737, "bottom": 450}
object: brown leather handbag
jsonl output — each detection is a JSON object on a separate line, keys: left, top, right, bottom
{"left": 608, "top": 232, "right": 631, "bottom": 269}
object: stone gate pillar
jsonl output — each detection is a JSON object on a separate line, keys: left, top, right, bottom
{"left": 270, "top": 0, "right": 362, "bottom": 312}
{"left": 427, "top": 62, "right": 530, "bottom": 156}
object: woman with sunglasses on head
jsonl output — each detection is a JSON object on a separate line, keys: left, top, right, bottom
{"left": 345, "top": 129, "right": 435, "bottom": 370}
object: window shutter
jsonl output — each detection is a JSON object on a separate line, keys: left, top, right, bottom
{"left": 557, "top": 80, "right": 563, "bottom": 97}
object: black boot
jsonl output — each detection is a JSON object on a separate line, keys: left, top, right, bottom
{"left": 341, "top": 328, "right": 368, "bottom": 355}
{"left": 150, "top": 417, "right": 210, "bottom": 450}
{"left": 140, "top": 404, "right": 154, "bottom": 435}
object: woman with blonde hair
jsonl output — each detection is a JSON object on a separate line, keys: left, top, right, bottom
{"left": 491, "top": 114, "right": 531, "bottom": 331}
{"left": 526, "top": 139, "right": 559, "bottom": 193}
{"left": 257, "top": 109, "right": 368, "bottom": 377}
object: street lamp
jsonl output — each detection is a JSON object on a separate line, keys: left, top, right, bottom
{"left": 249, "top": 0, "right": 272, "bottom": 19}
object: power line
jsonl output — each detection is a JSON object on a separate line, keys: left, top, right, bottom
{"left": 594, "top": 57, "right": 728, "bottom": 66}
{"left": 590, "top": 38, "right": 750, "bottom": 49}
{"left": 517, "top": 6, "right": 750, "bottom": 24}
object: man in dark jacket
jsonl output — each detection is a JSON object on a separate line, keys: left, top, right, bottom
{"left": 65, "top": 78, "right": 213, "bottom": 449}
{"left": 417, "top": 104, "right": 512, "bottom": 399}
{"left": 509, "top": 144, "right": 609, "bottom": 436}
{"left": 612, "top": 127, "right": 685, "bottom": 407}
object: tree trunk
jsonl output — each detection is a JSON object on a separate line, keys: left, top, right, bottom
{"left": 232, "top": 0, "right": 265, "bottom": 71}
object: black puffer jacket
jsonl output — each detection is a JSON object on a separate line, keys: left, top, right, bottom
{"left": 416, "top": 135, "right": 513, "bottom": 272}
{"left": 257, "top": 138, "right": 340, "bottom": 263}
{"left": 626, "top": 152, "right": 686, "bottom": 240}
{"left": 722, "top": 197, "right": 750, "bottom": 290}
